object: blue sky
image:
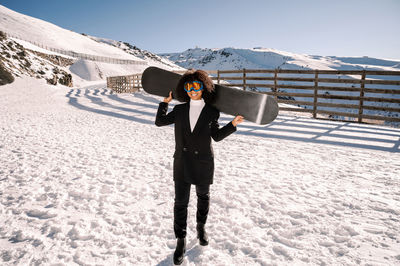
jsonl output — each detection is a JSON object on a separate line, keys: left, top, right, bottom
{"left": 1, "top": 0, "right": 400, "bottom": 59}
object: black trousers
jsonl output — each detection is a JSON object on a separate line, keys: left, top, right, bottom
{"left": 174, "top": 180, "right": 210, "bottom": 238}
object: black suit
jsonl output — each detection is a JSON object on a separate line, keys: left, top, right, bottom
{"left": 155, "top": 101, "right": 236, "bottom": 238}
{"left": 155, "top": 101, "right": 236, "bottom": 184}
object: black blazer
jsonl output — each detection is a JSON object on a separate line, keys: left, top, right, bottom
{"left": 155, "top": 101, "right": 236, "bottom": 184}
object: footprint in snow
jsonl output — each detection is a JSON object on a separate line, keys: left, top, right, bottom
{"left": 26, "top": 209, "right": 57, "bottom": 219}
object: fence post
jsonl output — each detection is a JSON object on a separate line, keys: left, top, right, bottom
{"left": 243, "top": 68, "right": 246, "bottom": 90}
{"left": 313, "top": 70, "right": 319, "bottom": 119}
{"left": 358, "top": 70, "right": 366, "bottom": 123}
{"left": 273, "top": 69, "right": 278, "bottom": 100}
{"left": 217, "top": 70, "right": 220, "bottom": 84}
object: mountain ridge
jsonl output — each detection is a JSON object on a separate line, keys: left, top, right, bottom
{"left": 160, "top": 47, "right": 400, "bottom": 72}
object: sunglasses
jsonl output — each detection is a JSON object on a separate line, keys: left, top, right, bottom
{"left": 184, "top": 81, "right": 204, "bottom": 92}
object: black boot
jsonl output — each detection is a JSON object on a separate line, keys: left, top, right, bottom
{"left": 196, "top": 223, "right": 209, "bottom": 246}
{"left": 173, "top": 238, "right": 186, "bottom": 265}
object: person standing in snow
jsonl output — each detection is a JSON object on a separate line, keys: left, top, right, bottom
{"left": 155, "top": 69, "right": 243, "bottom": 265}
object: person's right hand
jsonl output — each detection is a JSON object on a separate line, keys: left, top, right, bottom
{"left": 163, "top": 91, "right": 172, "bottom": 103}
{"left": 232, "top": 115, "right": 244, "bottom": 127}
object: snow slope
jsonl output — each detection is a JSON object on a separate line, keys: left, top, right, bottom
{"left": 1, "top": 77, "right": 400, "bottom": 265}
{"left": 0, "top": 5, "right": 141, "bottom": 60}
{"left": 87, "top": 35, "right": 183, "bottom": 70}
{"left": 0, "top": 4, "right": 184, "bottom": 86}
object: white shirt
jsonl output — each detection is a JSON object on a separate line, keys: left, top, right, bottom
{"left": 189, "top": 99, "right": 205, "bottom": 132}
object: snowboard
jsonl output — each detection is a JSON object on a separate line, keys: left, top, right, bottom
{"left": 141, "top": 66, "right": 279, "bottom": 125}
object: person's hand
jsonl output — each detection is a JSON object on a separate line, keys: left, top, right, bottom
{"left": 232, "top": 115, "right": 244, "bottom": 127}
{"left": 163, "top": 91, "right": 172, "bottom": 103}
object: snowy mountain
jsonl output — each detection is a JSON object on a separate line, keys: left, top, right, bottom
{"left": 161, "top": 47, "right": 400, "bottom": 72}
{"left": 0, "top": 5, "right": 140, "bottom": 60}
{"left": 0, "top": 4, "right": 183, "bottom": 87}
{"left": 86, "top": 35, "right": 179, "bottom": 69}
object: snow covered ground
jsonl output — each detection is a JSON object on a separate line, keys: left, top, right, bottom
{"left": 1, "top": 77, "right": 400, "bottom": 265}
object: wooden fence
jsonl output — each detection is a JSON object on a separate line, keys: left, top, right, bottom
{"left": 106, "top": 70, "right": 217, "bottom": 93}
{"left": 106, "top": 69, "right": 400, "bottom": 124}
{"left": 107, "top": 74, "right": 143, "bottom": 93}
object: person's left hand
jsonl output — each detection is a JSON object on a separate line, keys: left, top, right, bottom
{"left": 232, "top": 115, "right": 244, "bottom": 127}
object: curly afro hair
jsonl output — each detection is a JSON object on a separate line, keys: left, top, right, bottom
{"left": 175, "top": 69, "right": 216, "bottom": 104}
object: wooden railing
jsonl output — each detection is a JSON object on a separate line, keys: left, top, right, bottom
{"left": 107, "top": 74, "right": 143, "bottom": 93}
{"left": 107, "top": 69, "right": 400, "bottom": 124}
{"left": 106, "top": 70, "right": 217, "bottom": 93}
{"left": 215, "top": 69, "right": 400, "bottom": 123}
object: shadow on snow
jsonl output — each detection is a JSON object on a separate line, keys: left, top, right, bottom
{"left": 66, "top": 85, "right": 400, "bottom": 153}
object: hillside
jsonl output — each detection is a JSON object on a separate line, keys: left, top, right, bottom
{"left": 86, "top": 35, "right": 180, "bottom": 69}
{"left": 0, "top": 5, "right": 140, "bottom": 60}
{"left": 0, "top": 4, "right": 183, "bottom": 87}
{"left": 0, "top": 32, "right": 73, "bottom": 87}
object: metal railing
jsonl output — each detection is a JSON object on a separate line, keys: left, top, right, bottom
{"left": 2, "top": 30, "right": 147, "bottom": 65}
